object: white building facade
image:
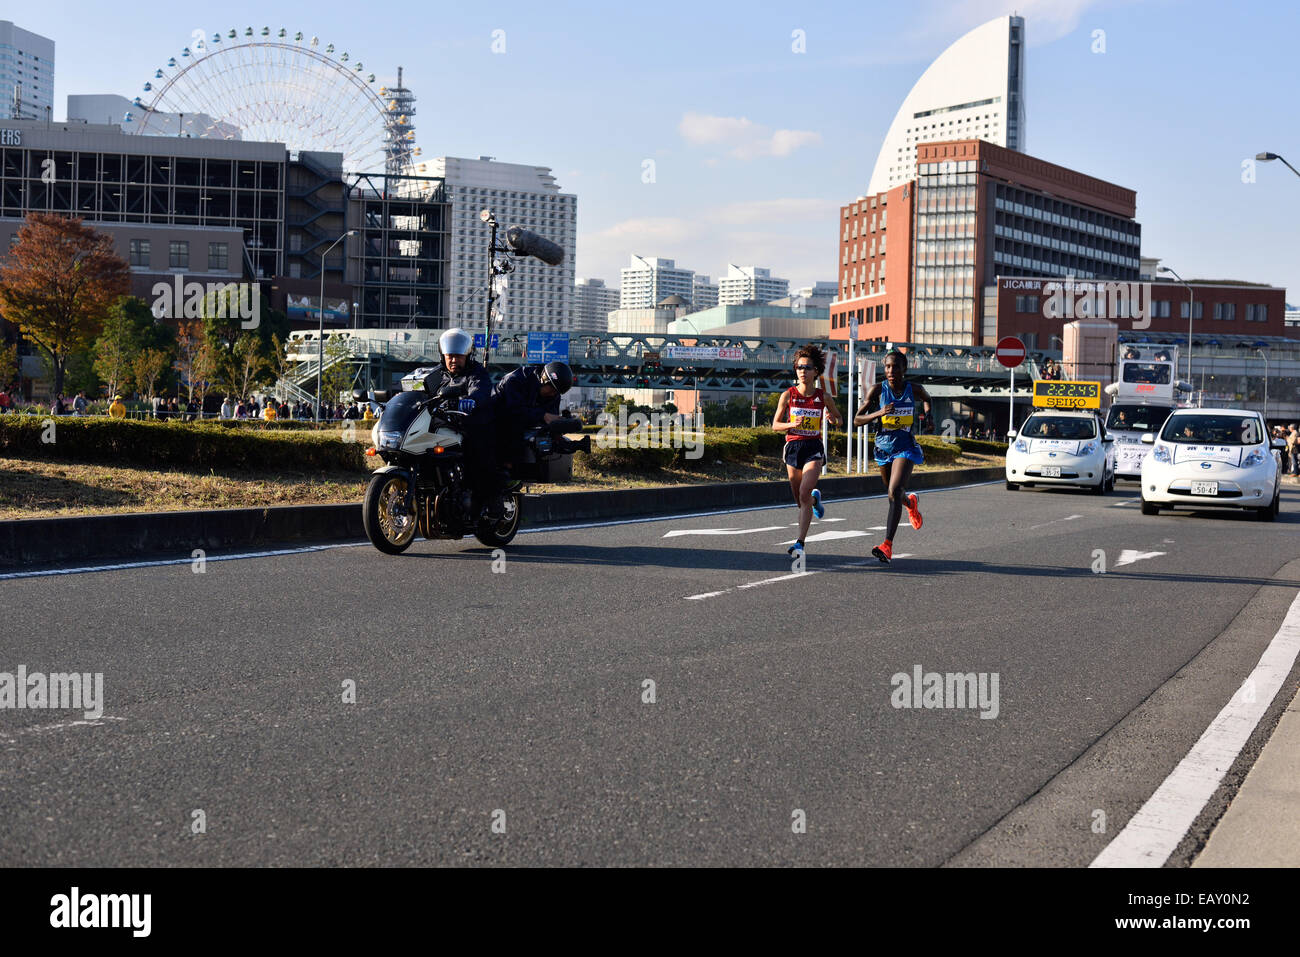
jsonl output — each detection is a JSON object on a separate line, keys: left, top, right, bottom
{"left": 573, "top": 277, "right": 620, "bottom": 335}
{"left": 0, "top": 21, "right": 54, "bottom": 121}
{"left": 419, "top": 155, "right": 576, "bottom": 335}
{"left": 691, "top": 274, "right": 719, "bottom": 311}
{"left": 866, "top": 15, "right": 1025, "bottom": 195}
{"left": 619, "top": 256, "right": 695, "bottom": 309}
{"left": 719, "top": 264, "right": 789, "bottom": 306}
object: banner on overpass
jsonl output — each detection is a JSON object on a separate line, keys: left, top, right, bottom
{"left": 663, "top": 345, "right": 744, "bottom": 362}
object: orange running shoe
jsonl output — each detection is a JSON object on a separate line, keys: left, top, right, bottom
{"left": 871, "top": 540, "right": 893, "bottom": 564}
{"left": 906, "top": 492, "right": 923, "bottom": 531}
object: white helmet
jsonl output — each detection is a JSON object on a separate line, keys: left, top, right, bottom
{"left": 439, "top": 327, "right": 473, "bottom": 356}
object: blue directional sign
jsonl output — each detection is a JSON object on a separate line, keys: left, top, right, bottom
{"left": 472, "top": 333, "right": 500, "bottom": 349}
{"left": 526, "top": 331, "right": 570, "bottom": 364}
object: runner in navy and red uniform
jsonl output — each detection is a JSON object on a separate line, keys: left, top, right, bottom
{"left": 772, "top": 344, "right": 843, "bottom": 559}
{"left": 855, "top": 349, "right": 932, "bottom": 564}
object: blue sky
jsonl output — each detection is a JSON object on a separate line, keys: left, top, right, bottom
{"left": 18, "top": 0, "right": 1300, "bottom": 299}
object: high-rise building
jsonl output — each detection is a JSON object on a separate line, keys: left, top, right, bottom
{"left": 867, "top": 15, "right": 1025, "bottom": 196}
{"left": 0, "top": 21, "right": 54, "bottom": 121}
{"left": 719, "top": 264, "right": 789, "bottom": 306}
{"left": 691, "top": 274, "right": 719, "bottom": 311}
{"left": 573, "top": 277, "right": 620, "bottom": 335}
{"left": 418, "top": 155, "right": 577, "bottom": 334}
{"left": 620, "top": 256, "right": 695, "bottom": 309}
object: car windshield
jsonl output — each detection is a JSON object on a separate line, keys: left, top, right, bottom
{"left": 1106, "top": 404, "right": 1176, "bottom": 433}
{"left": 1021, "top": 416, "right": 1097, "bottom": 440}
{"left": 1161, "top": 414, "right": 1263, "bottom": 446}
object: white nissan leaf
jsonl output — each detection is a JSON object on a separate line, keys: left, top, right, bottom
{"left": 1139, "top": 408, "right": 1283, "bottom": 520}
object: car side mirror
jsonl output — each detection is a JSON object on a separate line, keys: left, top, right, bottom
{"left": 1102, "top": 435, "right": 1114, "bottom": 443}
{"left": 1140, "top": 433, "right": 1155, "bottom": 445}
{"left": 1006, "top": 430, "right": 1017, "bottom": 439}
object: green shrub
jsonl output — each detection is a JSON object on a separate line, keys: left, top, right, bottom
{"left": 0, "top": 416, "right": 367, "bottom": 472}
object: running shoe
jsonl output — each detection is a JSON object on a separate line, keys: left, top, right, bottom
{"left": 787, "top": 541, "right": 805, "bottom": 559}
{"left": 871, "top": 540, "right": 893, "bottom": 564}
{"left": 906, "top": 492, "right": 923, "bottom": 531}
{"left": 811, "top": 488, "right": 825, "bottom": 519}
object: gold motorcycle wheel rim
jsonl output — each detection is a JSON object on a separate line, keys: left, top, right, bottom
{"left": 378, "top": 476, "right": 418, "bottom": 547}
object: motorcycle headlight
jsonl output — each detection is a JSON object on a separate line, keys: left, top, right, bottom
{"left": 1014, "top": 439, "right": 1028, "bottom": 453}
{"left": 1078, "top": 441, "right": 1097, "bottom": 457}
{"left": 1152, "top": 443, "right": 1171, "bottom": 463}
{"left": 1242, "top": 448, "right": 1265, "bottom": 468}
{"left": 378, "top": 429, "right": 403, "bottom": 449}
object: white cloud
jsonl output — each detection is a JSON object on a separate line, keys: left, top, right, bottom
{"left": 679, "top": 111, "right": 822, "bottom": 161}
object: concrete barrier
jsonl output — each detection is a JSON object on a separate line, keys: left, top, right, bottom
{"left": 1, "top": 468, "right": 1003, "bottom": 569}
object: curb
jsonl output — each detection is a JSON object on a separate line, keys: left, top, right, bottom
{"left": 0, "top": 467, "right": 1004, "bottom": 569}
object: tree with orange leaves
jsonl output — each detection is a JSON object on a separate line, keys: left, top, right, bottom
{"left": 0, "top": 213, "right": 130, "bottom": 396}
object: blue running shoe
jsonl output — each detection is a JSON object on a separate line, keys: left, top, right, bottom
{"left": 787, "top": 541, "right": 804, "bottom": 558}
{"left": 811, "top": 488, "right": 825, "bottom": 519}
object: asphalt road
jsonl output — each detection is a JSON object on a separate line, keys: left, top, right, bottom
{"left": 3, "top": 479, "right": 1299, "bottom": 866}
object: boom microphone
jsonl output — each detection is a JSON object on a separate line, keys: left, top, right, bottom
{"left": 505, "top": 226, "right": 565, "bottom": 266}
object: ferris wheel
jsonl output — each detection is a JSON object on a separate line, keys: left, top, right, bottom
{"left": 125, "top": 27, "right": 419, "bottom": 174}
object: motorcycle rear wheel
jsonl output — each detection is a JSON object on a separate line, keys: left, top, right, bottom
{"left": 363, "top": 472, "right": 419, "bottom": 554}
{"left": 474, "top": 492, "right": 522, "bottom": 547}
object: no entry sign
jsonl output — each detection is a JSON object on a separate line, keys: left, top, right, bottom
{"left": 996, "top": 336, "right": 1026, "bottom": 368}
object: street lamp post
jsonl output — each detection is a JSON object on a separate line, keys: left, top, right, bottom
{"left": 316, "top": 230, "right": 357, "bottom": 421}
{"left": 1256, "top": 348, "right": 1269, "bottom": 424}
{"left": 1256, "top": 152, "right": 1300, "bottom": 180}
{"left": 1158, "top": 265, "right": 1194, "bottom": 385}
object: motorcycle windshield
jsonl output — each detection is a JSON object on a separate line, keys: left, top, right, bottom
{"left": 377, "top": 390, "right": 425, "bottom": 436}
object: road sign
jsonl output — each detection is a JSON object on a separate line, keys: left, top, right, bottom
{"left": 525, "top": 331, "right": 570, "bottom": 364}
{"left": 996, "top": 336, "right": 1026, "bottom": 368}
{"left": 663, "top": 345, "right": 743, "bottom": 362}
{"left": 472, "top": 333, "right": 499, "bottom": 349}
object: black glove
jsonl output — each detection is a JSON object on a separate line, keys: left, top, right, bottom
{"left": 436, "top": 382, "right": 467, "bottom": 401}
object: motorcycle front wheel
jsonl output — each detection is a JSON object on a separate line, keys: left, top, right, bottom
{"left": 474, "top": 492, "right": 522, "bottom": 547}
{"left": 363, "top": 471, "right": 419, "bottom": 554}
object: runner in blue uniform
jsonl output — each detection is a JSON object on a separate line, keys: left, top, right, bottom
{"left": 772, "top": 344, "right": 843, "bottom": 559}
{"left": 854, "top": 349, "right": 931, "bottom": 564}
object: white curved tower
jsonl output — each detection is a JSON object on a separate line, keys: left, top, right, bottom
{"left": 866, "top": 15, "right": 1025, "bottom": 195}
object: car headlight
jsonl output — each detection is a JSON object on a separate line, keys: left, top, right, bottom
{"left": 1014, "top": 439, "right": 1028, "bottom": 453}
{"left": 1152, "top": 443, "right": 1171, "bottom": 464}
{"left": 1242, "top": 448, "right": 1265, "bottom": 468}
{"left": 1078, "top": 441, "right": 1097, "bottom": 456}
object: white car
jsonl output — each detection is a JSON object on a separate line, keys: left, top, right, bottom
{"left": 1139, "top": 409, "right": 1283, "bottom": 519}
{"left": 1005, "top": 410, "right": 1115, "bottom": 494}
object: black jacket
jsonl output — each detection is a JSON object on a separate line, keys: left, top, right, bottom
{"left": 492, "top": 366, "right": 559, "bottom": 431}
{"left": 423, "top": 360, "right": 495, "bottom": 428}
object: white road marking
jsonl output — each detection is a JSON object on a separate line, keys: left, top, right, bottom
{"left": 788, "top": 517, "right": 847, "bottom": 524}
{"left": 779, "top": 530, "right": 872, "bottom": 544}
{"left": 1090, "top": 588, "right": 1300, "bottom": 868}
{"left": 662, "top": 526, "right": 786, "bottom": 538}
{"left": 0, "top": 542, "right": 369, "bottom": 581}
{"left": 1114, "top": 549, "right": 1166, "bottom": 567}
{"left": 1028, "top": 514, "right": 1082, "bottom": 530}
{"left": 0, "top": 715, "right": 124, "bottom": 743}
{"left": 683, "top": 556, "right": 911, "bottom": 600}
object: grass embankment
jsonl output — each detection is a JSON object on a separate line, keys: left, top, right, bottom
{"left": 0, "top": 416, "right": 1005, "bottom": 518}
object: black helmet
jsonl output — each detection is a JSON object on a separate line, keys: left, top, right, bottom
{"left": 540, "top": 361, "right": 574, "bottom": 395}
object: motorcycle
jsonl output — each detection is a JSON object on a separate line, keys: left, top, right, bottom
{"left": 358, "top": 377, "right": 590, "bottom": 555}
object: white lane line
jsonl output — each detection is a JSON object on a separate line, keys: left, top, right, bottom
{"left": 662, "top": 526, "right": 787, "bottom": 538}
{"left": 779, "top": 530, "right": 871, "bottom": 544}
{"left": 0, "top": 541, "right": 369, "bottom": 581}
{"left": 1114, "top": 549, "right": 1166, "bottom": 567}
{"left": 1028, "top": 514, "right": 1083, "bottom": 530}
{"left": 519, "top": 479, "right": 1002, "bottom": 534}
{"left": 1090, "top": 588, "right": 1300, "bottom": 868}
{"left": 0, "top": 715, "right": 125, "bottom": 743}
{"left": 683, "top": 556, "right": 910, "bottom": 600}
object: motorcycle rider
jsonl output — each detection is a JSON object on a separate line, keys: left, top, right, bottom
{"left": 424, "top": 327, "right": 499, "bottom": 516}
{"left": 493, "top": 361, "right": 573, "bottom": 477}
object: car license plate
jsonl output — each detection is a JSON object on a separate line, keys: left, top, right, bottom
{"left": 1040, "top": 466, "right": 1061, "bottom": 477}
{"left": 1190, "top": 481, "right": 1218, "bottom": 496}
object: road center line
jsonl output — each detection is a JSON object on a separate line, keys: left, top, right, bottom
{"left": 1090, "top": 587, "right": 1300, "bottom": 868}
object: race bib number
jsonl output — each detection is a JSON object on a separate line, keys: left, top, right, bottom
{"left": 881, "top": 413, "right": 913, "bottom": 430}
{"left": 796, "top": 412, "right": 822, "bottom": 431}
